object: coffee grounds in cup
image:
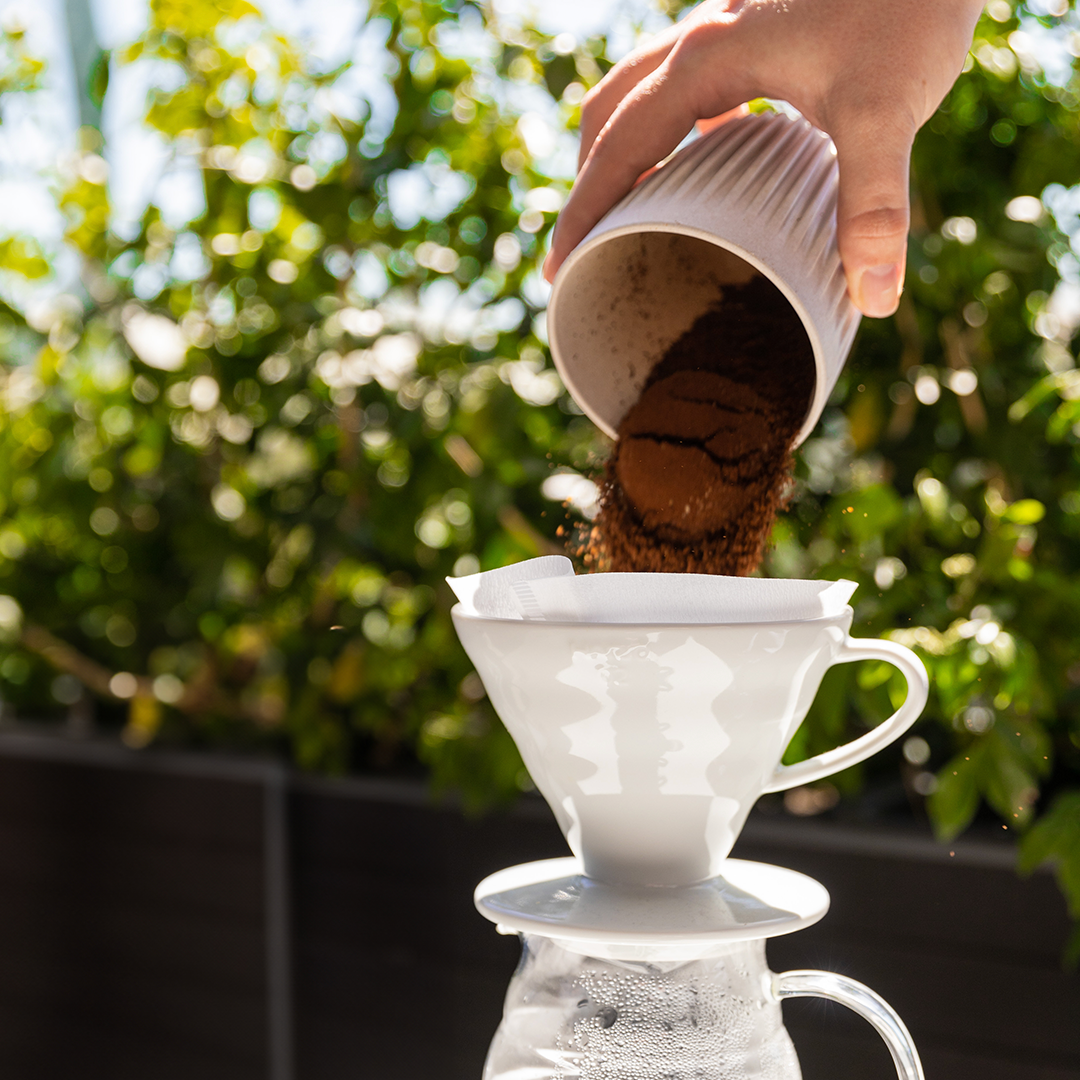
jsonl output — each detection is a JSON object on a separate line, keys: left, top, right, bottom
{"left": 583, "top": 276, "right": 815, "bottom": 575}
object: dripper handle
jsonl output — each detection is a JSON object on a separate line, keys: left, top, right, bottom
{"left": 763, "top": 636, "right": 928, "bottom": 793}
{"left": 773, "top": 970, "right": 925, "bottom": 1080}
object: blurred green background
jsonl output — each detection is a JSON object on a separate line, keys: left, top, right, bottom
{"left": 0, "top": 0, "right": 1079, "bottom": 954}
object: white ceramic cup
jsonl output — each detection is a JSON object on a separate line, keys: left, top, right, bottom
{"left": 453, "top": 607, "right": 927, "bottom": 888}
{"left": 547, "top": 109, "right": 861, "bottom": 448}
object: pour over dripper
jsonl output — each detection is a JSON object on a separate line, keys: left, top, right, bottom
{"left": 451, "top": 564, "right": 928, "bottom": 888}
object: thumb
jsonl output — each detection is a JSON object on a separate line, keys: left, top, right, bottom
{"left": 830, "top": 112, "right": 915, "bottom": 319}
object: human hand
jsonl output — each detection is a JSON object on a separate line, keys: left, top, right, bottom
{"left": 544, "top": 0, "right": 984, "bottom": 318}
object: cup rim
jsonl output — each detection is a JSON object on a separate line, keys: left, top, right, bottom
{"left": 548, "top": 221, "right": 828, "bottom": 448}
{"left": 450, "top": 602, "right": 854, "bottom": 631}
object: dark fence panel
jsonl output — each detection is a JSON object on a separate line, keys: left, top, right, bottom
{"left": 0, "top": 741, "right": 268, "bottom": 1080}
{"left": 0, "top": 731, "right": 1075, "bottom": 1080}
{"left": 288, "top": 779, "right": 561, "bottom": 1080}
{"left": 288, "top": 781, "right": 1080, "bottom": 1080}
{"left": 737, "top": 821, "right": 1079, "bottom": 1080}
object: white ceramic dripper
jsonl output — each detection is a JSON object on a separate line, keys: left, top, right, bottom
{"left": 451, "top": 564, "right": 927, "bottom": 888}
{"left": 547, "top": 109, "right": 861, "bottom": 448}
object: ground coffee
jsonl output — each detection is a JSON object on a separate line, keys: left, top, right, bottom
{"left": 584, "top": 276, "right": 815, "bottom": 575}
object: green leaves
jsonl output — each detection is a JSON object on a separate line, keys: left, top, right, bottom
{"left": 1005, "top": 498, "right": 1045, "bottom": 524}
{"left": 1018, "top": 791, "right": 1080, "bottom": 906}
{"left": 928, "top": 752, "right": 982, "bottom": 840}
{"left": 830, "top": 483, "right": 904, "bottom": 544}
{"left": 0, "top": 24, "right": 44, "bottom": 105}
{"left": 0, "top": 237, "right": 48, "bottom": 279}
{"left": 767, "top": 4, "right": 1080, "bottom": 955}
{"left": 929, "top": 722, "right": 1048, "bottom": 840}
{"left": 151, "top": 0, "right": 261, "bottom": 41}
{"left": 1019, "top": 791, "right": 1080, "bottom": 965}
{"left": 0, "top": 0, "right": 605, "bottom": 797}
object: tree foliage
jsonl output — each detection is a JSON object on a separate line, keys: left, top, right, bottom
{"left": 0, "top": 0, "right": 597, "bottom": 800}
{"left": 0, "top": 0, "right": 1078, "bottom": 935}
{"left": 761, "top": 1, "right": 1080, "bottom": 947}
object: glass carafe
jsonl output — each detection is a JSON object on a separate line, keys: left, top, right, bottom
{"left": 484, "top": 934, "right": 923, "bottom": 1080}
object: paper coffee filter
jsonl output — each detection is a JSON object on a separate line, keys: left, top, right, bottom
{"left": 449, "top": 556, "right": 856, "bottom": 624}
{"left": 447, "top": 555, "right": 575, "bottom": 621}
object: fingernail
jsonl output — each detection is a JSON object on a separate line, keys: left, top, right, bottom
{"left": 542, "top": 251, "right": 555, "bottom": 283}
{"left": 858, "top": 264, "right": 901, "bottom": 317}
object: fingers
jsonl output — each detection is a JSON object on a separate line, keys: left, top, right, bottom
{"left": 830, "top": 109, "right": 917, "bottom": 318}
{"left": 696, "top": 104, "right": 749, "bottom": 134}
{"left": 546, "top": 28, "right": 748, "bottom": 280}
{"left": 577, "top": 24, "right": 682, "bottom": 173}
{"left": 547, "top": 74, "right": 701, "bottom": 279}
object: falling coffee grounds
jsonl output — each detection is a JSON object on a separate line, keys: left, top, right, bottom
{"left": 586, "top": 276, "right": 815, "bottom": 575}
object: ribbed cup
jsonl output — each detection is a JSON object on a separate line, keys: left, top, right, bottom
{"left": 548, "top": 110, "right": 861, "bottom": 448}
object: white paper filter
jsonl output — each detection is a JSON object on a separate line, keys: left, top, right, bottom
{"left": 449, "top": 557, "right": 856, "bottom": 624}
{"left": 446, "top": 555, "right": 574, "bottom": 621}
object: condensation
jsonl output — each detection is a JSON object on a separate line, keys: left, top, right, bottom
{"left": 483, "top": 936, "right": 803, "bottom": 1080}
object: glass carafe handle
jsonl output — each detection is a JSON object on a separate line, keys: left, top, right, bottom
{"left": 773, "top": 970, "right": 925, "bottom": 1080}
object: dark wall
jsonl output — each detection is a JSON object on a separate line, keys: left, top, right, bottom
{"left": 289, "top": 783, "right": 1080, "bottom": 1080}
{"left": 0, "top": 743, "right": 268, "bottom": 1080}
{"left": 738, "top": 821, "right": 1080, "bottom": 1080}
{"left": 0, "top": 731, "right": 1075, "bottom": 1080}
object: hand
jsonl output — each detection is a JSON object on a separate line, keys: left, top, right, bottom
{"left": 544, "top": 0, "right": 984, "bottom": 318}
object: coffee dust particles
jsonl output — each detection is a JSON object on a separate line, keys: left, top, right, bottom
{"left": 586, "top": 276, "right": 815, "bottom": 575}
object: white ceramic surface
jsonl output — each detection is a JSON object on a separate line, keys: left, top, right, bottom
{"left": 474, "top": 856, "right": 829, "bottom": 960}
{"left": 547, "top": 109, "right": 861, "bottom": 448}
{"left": 453, "top": 606, "right": 928, "bottom": 888}
{"left": 483, "top": 934, "right": 924, "bottom": 1080}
